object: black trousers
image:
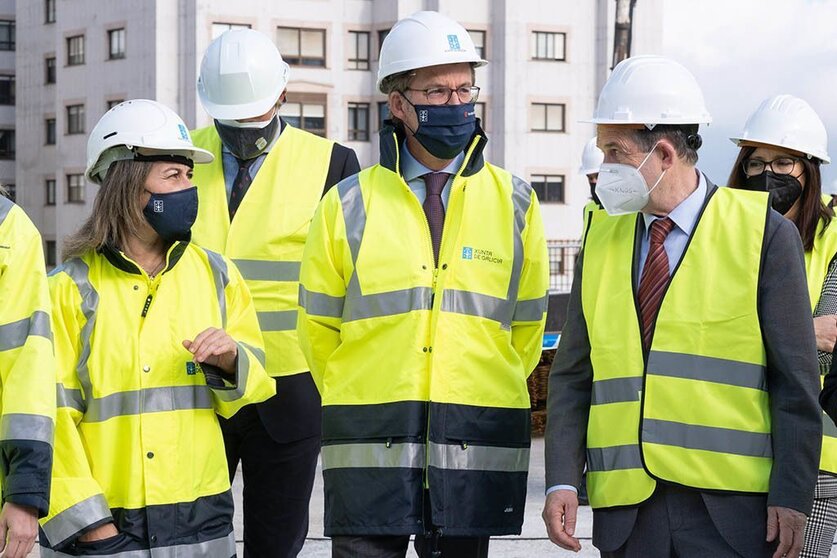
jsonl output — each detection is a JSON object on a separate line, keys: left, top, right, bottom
{"left": 221, "top": 403, "right": 320, "bottom": 558}
{"left": 331, "top": 534, "right": 489, "bottom": 558}
{"left": 600, "top": 484, "right": 763, "bottom": 558}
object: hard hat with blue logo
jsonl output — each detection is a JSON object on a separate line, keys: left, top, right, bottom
{"left": 86, "top": 99, "right": 214, "bottom": 185}
{"left": 377, "top": 11, "right": 486, "bottom": 93}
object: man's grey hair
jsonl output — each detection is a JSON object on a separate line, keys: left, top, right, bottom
{"left": 630, "top": 124, "right": 702, "bottom": 166}
{"left": 380, "top": 71, "right": 417, "bottom": 95}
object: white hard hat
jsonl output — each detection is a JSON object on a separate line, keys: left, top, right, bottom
{"left": 86, "top": 99, "right": 214, "bottom": 184}
{"left": 730, "top": 94, "right": 830, "bottom": 164}
{"left": 377, "top": 11, "right": 486, "bottom": 92}
{"left": 197, "top": 29, "right": 290, "bottom": 120}
{"left": 579, "top": 137, "right": 604, "bottom": 175}
{"left": 588, "top": 55, "right": 711, "bottom": 128}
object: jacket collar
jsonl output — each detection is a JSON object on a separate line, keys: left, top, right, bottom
{"left": 378, "top": 120, "right": 488, "bottom": 178}
{"left": 100, "top": 239, "right": 189, "bottom": 276}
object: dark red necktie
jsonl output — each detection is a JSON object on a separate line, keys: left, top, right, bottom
{"left": 422, "top": 172, "right": 449, "bottom": 266}
{"left": 229, "top": 157, "right": 256, "bottom": 220}
{"left": 638, "top": 217, "right": 675, "bottom": 349}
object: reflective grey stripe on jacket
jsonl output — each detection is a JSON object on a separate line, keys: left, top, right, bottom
{"left": 0, "top": 311, "right": 52, "bottom": 351}
{"left": 0, "top": 413, "right": 53, "bottom": 445}
{"left": 40, "top": 493, "right": 112, "bottom": 548}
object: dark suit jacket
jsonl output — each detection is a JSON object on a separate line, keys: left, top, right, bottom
{"left": 255, "top": 141, "right": 360, "bottom": 443}
{"left": 545, "top": 179, "right": 822, "bottom": 557}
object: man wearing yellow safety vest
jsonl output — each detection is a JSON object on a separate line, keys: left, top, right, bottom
{"left": 191, "top": 29, "right": 359, "bottom": 557}
{"left": 0, "top": 194, "right": 55, "bottom": 558}
{"left": 298, "top": 11, "right": 548, "bottom": 558}
{"left": 543, "top": 56, "right": 823, "bottom": 558}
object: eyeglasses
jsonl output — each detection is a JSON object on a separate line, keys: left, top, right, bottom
{"left": 742, "top": 157, "right": 801, "bottom": 177}
{"left": 401, "top": 86, "right": 481, "bottom": 105}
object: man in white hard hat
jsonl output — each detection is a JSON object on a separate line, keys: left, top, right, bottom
{"left": 543, "top": 55, "right": 821, "bottom": 558}
{"left": 579, "top": 136, "right": 604, "bottom": 207}
{"left": 191, "top": 29, "right": 360, "bottom": 557}
{"left": 297, "top": 10, "right": 548, "bottom": 558}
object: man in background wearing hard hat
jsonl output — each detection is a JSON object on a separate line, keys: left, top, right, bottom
{"left": 190, "top": 29, "right": 360, "bottom": 558}
{"left": 297, "top": 11, "right": 548, "bottom": 558}
{"left": 579, "top": 136, "right": 604, "bottom": 209}
{"left": 543, "top": 55, "right": 822, "bottom": 558}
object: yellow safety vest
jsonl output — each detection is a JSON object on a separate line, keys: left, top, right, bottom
{"left": 0, "top": 197, "right": 55, "bottom": 518}
{"left": 40, "top": 242, "right": 275, "bottom": 554}
{"left": 582, "top": 187, "right": 771, "bottom": 508}
{"left": 191, "top": 124, "right": 335, "bottom": 378}
{"left": 804, "top": 213, "right": 837, "bottom": 474}
{"left": 298, "top": 127, "right": 549, "bottom": 536}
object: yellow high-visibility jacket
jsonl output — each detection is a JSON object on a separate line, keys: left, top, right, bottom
{"left": 298, "top": 123, "right": 549, "bottom": 537}
{"left": 0, "top": 196, "right": 55, "bottom": 517}
{"left": 39, "top": 242, "right": 275, "bottom": 556}
{"left": 804, "top": 213, "right": 837, "bottom": 474}
{"left": 582, "top": 188, "right": 772, "bottom": 508}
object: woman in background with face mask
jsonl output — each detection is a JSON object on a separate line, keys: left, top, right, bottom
{"left": 728, "top": 94, "right": 836, "bottom": 558}
{"left": 38, "top": 100, "right": 275, "bottom": 557}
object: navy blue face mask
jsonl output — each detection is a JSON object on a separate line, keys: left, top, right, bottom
{"left": 402, "top": 98, "right": 477, "bottom": 160}
{"left": 143, "top": 186, "right": 198, "bottom": 242}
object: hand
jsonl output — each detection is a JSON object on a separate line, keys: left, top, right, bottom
{"left": 766, "top": 505, "right": 806, "bottom": 558}
{"left": 77, "top": 522, "right": 118, "bottom": 542}
{"left": 183, "top": 328, "right": 238, "bottom": 375}
{"left": 0, "top": 502, "right": 38, "bottom": 558}
{"left": 813, "top": 315, "right": 837, "bottom": 352}
{"left": 543, "top": 489, "right": 582, "bottom": 552}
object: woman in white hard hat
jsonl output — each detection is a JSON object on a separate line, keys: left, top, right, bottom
{"left": 38, "top": 99, "right": 275, "bottom": 557}
{"left": 728, "top": 94, "right": 836, "bottom": 558}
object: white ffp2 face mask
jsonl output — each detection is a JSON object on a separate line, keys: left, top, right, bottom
{"left": 595, "top": 142, "right": 667, "bottom": 216}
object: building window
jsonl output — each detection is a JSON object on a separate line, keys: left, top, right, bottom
{"left": 66, "top": 104, "right": 85, "bottom": 135}
{"left": 377, "top": 29, "right": 389, "bottom": 56}
{"left": 467, "top": 30, "right": 486, "bottom": 59}
{"left": 67, "top": 174, "right": 84, "bottom": 203}
{"left": 531, "top": 31, "right": 566, "bottom": 61}
{"left": 531, "top": 174, "right": 565, "bottom": 204}
{"left": 46, "top": 118, "right": 56, "bottom": 145}
{"left": 0, "top": 21, "right": 14, "bottom": 51}
{"left": 45, "top": 179, "right": 56, "bottom": 205}
{"left": 107, "top": 99, "right": 124, "bottom": 110}
{"left": 530, "top": 102, "right": 566, "bottom": 132}
{"left": 108, "top": 28, "right": 126, "bottom": 60}
{"left": 475, "top": 102, "right": 486, "bottom": 128}
{"left": 211, "top": 22, "right": 250, "bottom": 40}
{"left": 45, "top": 57, "right": 56, "bottom": 84}
{"left": 282, "top": 98, "right": 326, "bottom": 137}
{"left": 0, "top": 75, "right": 14, "bottom": 105}
{"left": 0, "top": 130, "right": 13, "bottom": 160}
{"left": 277, "top": 27, "right": 326, "bottom": 67}
{"left": 347, "top": 31, "right": 370, "bottom": 70}
{"left": 347, "top": 102, "right": 370, "bottom": 141}
{"left": 45, "top": 240, "right": 57, "bottom": 267}
{"left": 378, "top": 101, "right": 389, "bottom": 130}
{"left": 67, "top": 35, "right": 85, "bottom": 65}
{"left": 45, "top": 0, "right": 56, "bottom": 24}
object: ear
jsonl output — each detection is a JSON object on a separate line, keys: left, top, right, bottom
{"left": 657, "top": 139, "right": 678, "bottom": 171}
{"left": 277, "top": 89, "right": 288, "bottom": 107}
{"left": 388, "top": 91, "right": 409, "bottom": 121}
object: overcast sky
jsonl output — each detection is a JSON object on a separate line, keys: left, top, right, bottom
{"left": 660, "top": 0, "right": 837, "bottom": 191}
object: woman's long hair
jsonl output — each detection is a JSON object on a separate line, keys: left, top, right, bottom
{"left": 63, "top": 160, "right": 151, "bottom": 260}
{"left": 728, "top": 145, "right": 832, "bottom": 252}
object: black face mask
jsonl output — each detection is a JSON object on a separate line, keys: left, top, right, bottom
{"left": 143, "top": 187, "right": 198, "bottom": 242}
{"left": 742, "top": 171, "right": 803, "bottom": 215}
{"left": 214, "top": 116, "right": 279, "bottom": 161}
{"left": 403, "top": 99, "right": 477, "bottom": 160}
